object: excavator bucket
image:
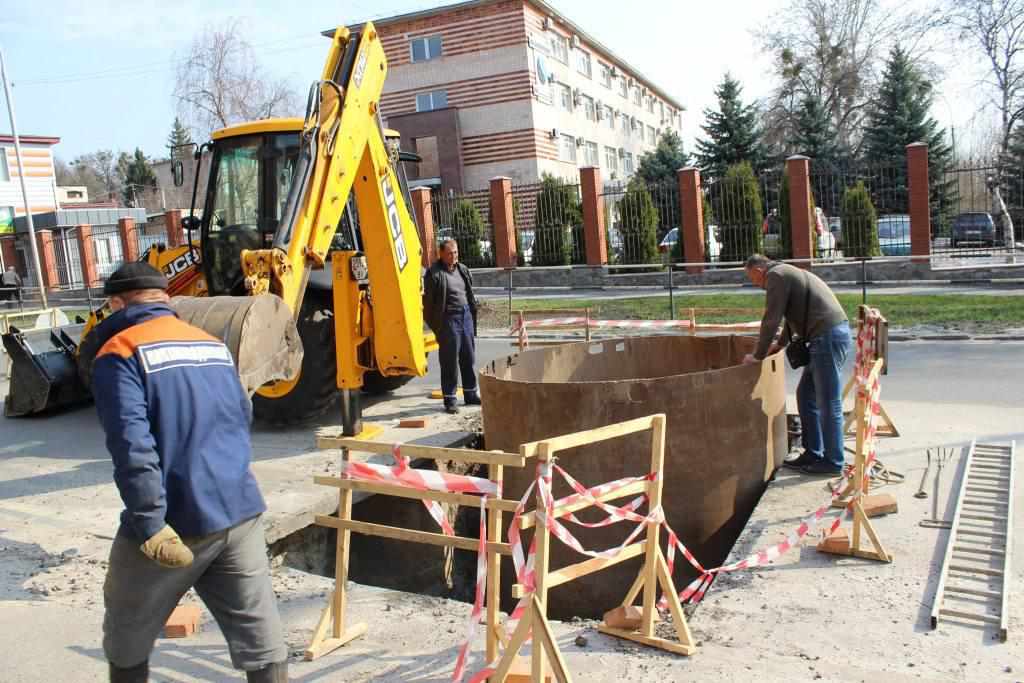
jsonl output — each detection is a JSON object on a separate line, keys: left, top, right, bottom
{"left": 3, "top": 323, "right": 90, "bottom": 417}
{"left": 3, "top": 294, "right": 303, "bottom": 418}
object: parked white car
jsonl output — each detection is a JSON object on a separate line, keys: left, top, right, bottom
{"left": 657, "top": 227, "right": 721, "bottom": 263}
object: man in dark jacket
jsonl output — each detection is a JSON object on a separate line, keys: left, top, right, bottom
{"left": 743, "top": 254, "right": 851, "bottom": 476}
{"left": 1, "top": 265, "right": 22, "bottom": 302}
{"left": 423, "top": 239, "right": 479, "bottom": 414}
{"left": 91, "top": 262, "right": 287, "bottom": 683}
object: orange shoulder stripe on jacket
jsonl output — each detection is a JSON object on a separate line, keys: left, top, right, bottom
{"left": 97, "top": 316, "right": 221, "bottom": 360}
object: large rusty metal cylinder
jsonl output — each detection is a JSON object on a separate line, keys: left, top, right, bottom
{"left": 480, "top": 335, "right": 787, "bottom": 618}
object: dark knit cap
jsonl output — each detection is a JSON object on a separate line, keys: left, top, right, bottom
{"left": 103, "top": 262, "right": 168, "bottom": 296}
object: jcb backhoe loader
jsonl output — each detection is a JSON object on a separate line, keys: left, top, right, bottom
{"left": 4, "top": 23, "right": 435, "bottom": 435}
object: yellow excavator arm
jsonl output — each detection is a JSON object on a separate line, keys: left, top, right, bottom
{"left": 239, "top": 23, "right": 426, "bottom": 390}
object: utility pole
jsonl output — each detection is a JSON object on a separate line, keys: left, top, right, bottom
{"left": 1, "top": 48, "right": 47, "bottom": 307}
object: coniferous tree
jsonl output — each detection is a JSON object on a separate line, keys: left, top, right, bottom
{"left": 696, "top": 74, "right": 768, "bottom": 179}
{"left": 167, "top": 117, "right": 193, "bottom": 152}
{"left": 793, "top": 96, "right": 843, "bottom": 168}
{"left": 1001, "top": 124, "right": 1024, "bottom": 234}
{"left": 119, "top": 148, "right": 157, "bottom": 207}
{"left": 716, "top": 162, "right": 764, "bottom": 263}
{"left": 861, "top": 46, "right": 954, "bottom": 227}
{"left": 635, "top": 130, "right": 688, "bottom": 239}
{"left": 615, "top": 179, "right": 659, "bottom": 264}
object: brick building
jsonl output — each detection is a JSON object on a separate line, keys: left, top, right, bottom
{"left": 331, "top": 0, "right": 683, "bottom": 193}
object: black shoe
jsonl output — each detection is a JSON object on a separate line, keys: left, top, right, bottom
{"left": 444, "top": 403, "right": 459, "bottom": 414}
{"left": 782, "top": 450, "right": 817, "bottom": 470}
{"left": 464, "top": 392, "right": 482, "bottom": 406}
{"left": 109, "top": 660, "right": 149, "bottom": 683}
{"left": 801, "top": 461, "right": 844, "bottom": 476}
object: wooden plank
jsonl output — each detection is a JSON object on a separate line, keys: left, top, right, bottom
{"left": 532, "top": 446, "right": 554, "bottom": 683}
{"left": 656, "top": 548, "right": 695, "bottom": 651}
{"left": 596, "top": 625, "right": 696, "bottom": 656}
{"left": 313, "top": 476, "right": 520, "bottom": 512}
{"left": 519, "top": 415, "right": 660, "bottom": 458}
{"left": 489, "top": 609, "right": 533, "bottom": 683}
{"left": 304, "top": 623, "right": 368, "bottom": 661}
{"left": 516, "top": 480, "right": 648, "bottom": 530}
{"left": 621, "top": 569, "right": 645, "bottom": 608}
{"left": 315, "top": 516, "right": 512, "bottom": 555}
{"left": 511, "top": 542, "right": 646, "bottom": 598}
{"left": 333, "top": 456, "right": 354, "bottom": 640}
{"left": 641, "top": 414, "right": 666, "bottom": 637}
{"left": 486, "top": 462, "right": 504, "bottom": 664}
{"left": 532, "top": 595, "right": 574, "bottom": 683}
{"left": 316, "top": 437, "right": 525, "bottom": 467}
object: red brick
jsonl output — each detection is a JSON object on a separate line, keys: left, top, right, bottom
{"left": 399, "top": 418, "right": 430, "bottom": 428}
{"left": 163, "top": 604, "right": 201, "bottom": 638}
{"left": 817, "top": 527, "right": 850, "bottom": 555}
{"left": 862, "top": 493, "right": 898, "bottom": 518}
{"left": 907, "top": 143, "right": 931, "bottom": 264}
{"left": 678, "top": 167, "right": 705, "bottom": 273}
{"left": 506, "top": 655, "right": 552, "bottom": 683}
{"left": 786, "top": 155, "right": 813, "bottom": 267}
{"left": 490, "top": 177, "right": 517, "bottom": 268}
{"left": 410, "top": 188, "right": 436, "bottom": 269}
{"left": 580, "top": 167, "right": 607, "bottom": 266}
{"left": 118, "top": 218, "right": 139, "bottom": 263}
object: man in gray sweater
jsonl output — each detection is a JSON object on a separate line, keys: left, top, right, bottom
{"left": 743, "top": 255, "right": 851, "bottom": 475}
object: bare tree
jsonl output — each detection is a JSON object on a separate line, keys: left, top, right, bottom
{"left": 758, "top": 0, "right": 940, "bottom": 158}
{"left": 947, "top": 0, "right": 1024, "bottom": 159}
{"left": 174, "top": 18, "right": 298, "bottom": 139}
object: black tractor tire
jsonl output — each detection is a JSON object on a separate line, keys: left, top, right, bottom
{"left": 361, "top": 370, "right": 416, "bottom": 395}
{"left": 252, "top": 297, "right": 339, "bottom": 425}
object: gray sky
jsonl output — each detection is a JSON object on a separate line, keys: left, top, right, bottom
{"left": 0, "top": 0, "right": 993, "bottom": 163}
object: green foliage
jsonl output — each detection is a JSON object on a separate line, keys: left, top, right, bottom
{"left": 861, "top": 46, "right": 954, "bottom": 221}
{"left": 671, "top": 195, "right": 713, "bottom": 262}
{"left": 449, "top": 199, "right": 486, "bottom": 266}
{"left": 118, "top": 148, "right": 157, "bottom": 207}
{"left": 167, "top": 117, "right": 193, "bottom": 151}
{"left": 636, "top": 130, "right": 690, "bottom": 186}
{"left": 1002, "top": 124, "right": 1024, "bottom": 240}
{"left": 533, "top": 173, "right": 582, "bottom": 266}
{"left": 841, "top": 181, "right": 881, "bottom": 258}
{"left": 615, "top": 180, "right": 660, "bottom": 264}
{"left": 696, "top": 74, "right": 768, "bottom": 179}
{"left": 716, "top": 162, "right": 764, "bottom": 263}
{"left": 793, "top": 97, "right": 842, "bottom": 168}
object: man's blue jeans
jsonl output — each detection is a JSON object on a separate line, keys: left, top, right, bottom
{"left": 796, "top": 322, "right": 852, "bottom": 469}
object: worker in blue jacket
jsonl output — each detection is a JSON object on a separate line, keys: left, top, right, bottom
{"left": 91, "top": 262, "right": 287, "bottom": 683}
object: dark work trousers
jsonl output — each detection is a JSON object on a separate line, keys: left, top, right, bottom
{"left": 439, "top": 304, "right": 478, "bottom": 405}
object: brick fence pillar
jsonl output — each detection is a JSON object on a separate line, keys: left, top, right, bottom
{"left": 678, "top": 167, "right": 705, "bottom": 273}
{"left": 165, "top": 209, "right": 184, "bottom": 248}
{"left": 410, "top": 187, "right": 436, "bottom": 268}
{"left": 118, "top": 217, "right": 139, "bottom": 263}
{"left": 786, "top": 155, "right": 813, "bottom": 268}
{"left": 907, "top": 142, "right": 931, "bottom": 264}
{"left": 0, "top": 237, "right": 16, "bottom": 274}
{"left": 75, "top": 224, "right": 99, "bottom": 289}
{"left": 579, "top": 166, "right": 607, "bottom": 266}
{"left": 36, "top": 230, "right": 60, "bottom": 291}
{"left": 489, "top": 177, "right": 516, "bottom": 268}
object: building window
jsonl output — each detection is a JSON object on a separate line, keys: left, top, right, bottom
{"left": 558, "top": 83, "right": 572, "bottom": 111}
{"left": 575, "top": 49, "right": 592, "bottom": 78}
{"left": 415, "top": 90, "right": 448, "bottom": 112}
{"left": 647, "top": 96, "right": 656, "bottom": 114}
{"left": 410, "top": 35, "right": 443, "bottom": 63}
{"left": 599, "top": 62, "right": 612, "bottom": 88}
{"left": 604, "top": 146, "right": 618, "bottom": 174}
{"left": 622, "top": 151, "right": 634, "bottom": 175}
{"left": 604, "top": 105, "right": 615, "bottom": 129}
{"left": 583, "top": 140, "right": 599, "bottom": 166}
{"left": 647, "top": 124, "right": 657, "bottom": 145}
{"left": 560, "top": 134, "right": 577, "bottom": 163}
{"left": 618, "top": 77, "right": 628, "bottom": 98}
{"left": 620, "top": 113, "right": 630, "bottom": 137}
{"left": 550, "top": 33, "right": 569, "bottom": 64}
{"left": 660, "top": 102, "right": 666, "bottom": 121}
{"left": 633, "top": 87, "right": 642, "bottom": 106}
{"left": 581, "top": 95, "right": 595, "bottom": 122}
{"left": 0, "top": 152, "right": 8, "bottom": 182}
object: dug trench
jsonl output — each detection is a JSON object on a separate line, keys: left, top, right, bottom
{"left": 268, "top": 335, "right": 790, "bottom": 622}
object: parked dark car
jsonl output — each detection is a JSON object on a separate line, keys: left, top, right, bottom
{"left": 951, "top": 212, "right": 995, "bottom": 248}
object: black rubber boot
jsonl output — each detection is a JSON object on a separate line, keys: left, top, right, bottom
{"left": 109, "top": 660, "right": 148, "bottom": 683}
{"left": 246, "top": 661, "right": 289, "bottom": 683}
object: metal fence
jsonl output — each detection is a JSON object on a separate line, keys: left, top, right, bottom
{"left": 704, "top": 170, "right": 771, "bottom": 265}
{"left": 602, "top": 181, "right": 678, "bottom": 265}
{"left": 931, "top": 164, "right": 1017, "bottom": 263}
{"left": 89, "top": 227, "right": 125, "bottom": 279}
{"left": 51, "top": 230, "right": 83, "bottom": 288}
{"left": 138, "top": 230, "right": 169, "bottom": 255}
{"left": 432, "top": 189, "right": 495, "bottom": 268}
{"left": 512, "top": 181, "right": 584, "bottom": 266}
{"left": 810, "top": 163, "right": 911, "bottom": 260}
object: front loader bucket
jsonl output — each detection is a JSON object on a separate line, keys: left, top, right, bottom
{"left": 3, "top": 324, "right": 89, "bottom": 417}
{"left": 171, "top": 295, "right": 303, "bottom": 396}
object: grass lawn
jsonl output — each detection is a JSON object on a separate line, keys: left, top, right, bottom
{"left": 478, "top": 293, "right": 1024, "bottom": 332}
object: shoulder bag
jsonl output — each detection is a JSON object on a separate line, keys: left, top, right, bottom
{"left": 785, "top": 273, "right": 813, "bottom": 369}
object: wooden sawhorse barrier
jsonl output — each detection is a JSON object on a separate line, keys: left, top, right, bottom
{"left": 820, "top": 358, "right": 894, "bottom": 563}
{"left": 842, "top": 305, "right": 898, "bottom": 437}
{"left": 307, "top": 414, "right": 696, "bottom": 682}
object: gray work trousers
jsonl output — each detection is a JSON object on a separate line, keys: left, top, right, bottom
{"left": 103, "top": 514, "right": 287, "bottom": 671}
